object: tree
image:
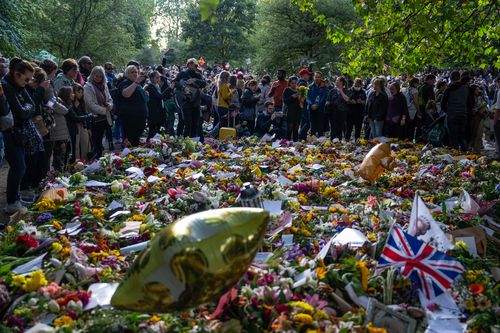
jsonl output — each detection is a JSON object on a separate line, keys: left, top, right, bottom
{"left": 155, "top": 0, "right": 193, "bottom": 44}
{"left": 181, "top": 0, "right": 257, "bottom": 65}
{"left": 253, "top": 0, "right": 354, "bottom": 74}
{"left": 1, "top": 0, "right": 154, "bottom": 65}
{"left": 293, "top": 0, "right": 500, "bottom": 75}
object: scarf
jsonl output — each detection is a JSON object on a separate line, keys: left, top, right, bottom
{"left": 92, "top": 81, "right": 107, "bottom": 107}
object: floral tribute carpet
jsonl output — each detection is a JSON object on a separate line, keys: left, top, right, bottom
{"left": 0, "top": 136, "right": 498, "bottom": 333}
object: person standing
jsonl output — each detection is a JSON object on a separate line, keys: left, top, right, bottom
{"left": 268, "top": 69, "right": 288, "bottom": 112}
{"left": 241, "top": 80, "right": 260, "bottom": 134}
{"left": 306, "top": 72, "right": 329, "bottom": 137}
{"left": 145, "top": 71, "right": 169, "bottom": 139}
{"left": 85, "top": 66, "right": 114, "bottom": 157}
{"left": 365, "top": 78, "right": 388, "bottom": 138}
{"left": 78, "top": 56, "right": 94, "bottom": 83}
{"left": 346, "top": 78, "right": 366, "bottom": 141}
{"left": 385, "top": 82, "right": 409, "bottom": 139}
{"left": 405, "top": 78, "right": 420, "bottom": 141}
{"left": 173, "top": 58, "right": 206, "bottom": 138}
{"left": 117, "top": 65, "right": 148, "bottom": 146}
{"left": 53, "top": 59, "right": 78, "bottom": 94}
{"left": 2, "top": 58, "right": 44, "bottom": 213}
{"left": 215, "top": 71, "right": 234, "bottom": 131}
{"left": 257, "top": 75, "right": 271, "bottom": 113}
{"left": 469, "top": 85, "right": 487, "bottom": 154}
{"left": 441, "top": 71, "right": 471, "bottom": 151}
{"left": 326, "top": 76, "right": 350, "bottom": 141}
{"left": 283, "top": 76, "right": 302, "bottom": 142}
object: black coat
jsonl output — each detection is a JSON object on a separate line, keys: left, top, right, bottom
{"left": 146, "top": 84, "right": 167, "bottom": 123}
{"left": 1, "top": 76, "right": 36, "bottom": 126}
{"left": 241, "top": 88, "right": 258, "bottom": 121}
{"left": 366, "top": 91, "right": 388, "bottom": 121}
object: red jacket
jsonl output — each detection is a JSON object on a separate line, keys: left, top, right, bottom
{"left": 268, "top": 80, "right": 288, "bottom": 107}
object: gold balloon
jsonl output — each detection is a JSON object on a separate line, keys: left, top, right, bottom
{"left": 111, "top": 208, "right": 270, "bottom": 312}
{"left": 357, "top": 143, "right": 396, "bottom": 184}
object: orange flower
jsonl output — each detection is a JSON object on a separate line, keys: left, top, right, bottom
{"left": 469, "top": 283, "right": 484, "bottom": 295}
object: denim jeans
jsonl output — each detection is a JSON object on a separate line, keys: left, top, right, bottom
{"left": 113, "top": 116, "right": 123, "bottom": 141}
{"left": 369, "top": 119, "right": 384, "bottom": 138}
{"left": 3, "top": 130, "right": 26, "bottom": 204}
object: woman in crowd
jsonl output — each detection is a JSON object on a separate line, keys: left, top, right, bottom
{"left": 385, "top": 82, "right": 409, "bottom": 139}
{"left": 48, "top": 87, "right": 70, "bottom": 171}
{"left": 434, "top": 80, "right": 447, "bottom": 111}
{"left": 216, "top": 71, "right": 234, "bottom": 130}
{"left": 241, "top": 80, "right": 260, "bottom": 134}
{"left": 405, "top": 78, "right": 419, "bottom": 141}
{"left": 53, "top": 59, "right": 78, "bottom": 94}
{"left": 117, "top": 65, "right": 148, "bottom": 147}
{"left": 326, "top": 76, "right": 350, "bottom": 141}
{"left": 2, "top": 57, "right": 44, "bottom": 214}
{"left": 346, "top": 78, "right": 366, "bottom": 141}
{"left": 282, "top": 76, "right": 302, "bottom": 142}
{"left": 229, "top": 75, "right": 241, "bottom": 109}
{"left": 257, "top": 75, "right": 271, "bottom": 113}
{"left": 366, "top": 78, "right": 388, "bottom": 138}
{"left": 71, "top": 83, "right": 92, "bottom": 161}
{"left": 469, "top": 84, "right": 487, "bottom": 153}
{"left": 84, "top": 66, "right": 114, "bottom": 158}
{"left": 23, "top": 67, "right": 49, "bottom": 200}
{"left": 145, "top": 71, "right": 167, "bottom": 139}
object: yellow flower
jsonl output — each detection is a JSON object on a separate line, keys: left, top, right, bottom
{"left": 367, "top": 322, "right": 388, "bottom": 333}
{"left": 34, "top": 198, "right": 56, "bottom": 211}
{"left": 301, "top": 228, "right": 312, "bottom": 237}
{"left": 313, "top": 310, "right": 328, "bottom": 320}
{"left": 289, "top": 301, "right": 314, "bottom": 314}
{"left": 455, "top": 241, "right": 469, "bottom": 252}
{"left": 11, "top": 275, "right": 26, "bottom": 289}
{"left": 316, "top": 266, "right": 327, "bottom": 280}
{"left": 293, "top": 313, "right": 314, "bottom": 324}
{"left": 52, "top": 220, "right": 63, "bottom": 230}
{"left": 465, "top": 299, "right": 476, "bottom": 312}
{"left": 130, "top": 214, "right": 147, "bottom": 222}
{"left": 92, "top": 209, "right": 105, "bottom": 219}
{"left": 51, "top": 242, "right": 63, "bottom": 254}
{"left": 22, "top": 270, "right": 48, "bottom": 292}
{"left": 149, "top": 315, "right": 161, "bottom": 324}
{"left": 367, "top": 233, "right": 377, "bottom": 241}
{"left": 289, "top": 201, "right": 301, "bottom": 212}
{"left": 54, "top": 315, "right": 74, "bottom": 327}
{"left": 356, "top": 261, "right": 369, "bottom": 291}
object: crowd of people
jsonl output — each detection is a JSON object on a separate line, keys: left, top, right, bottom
{"left": 0, "top": 54, "right": 499, "bottom": 214}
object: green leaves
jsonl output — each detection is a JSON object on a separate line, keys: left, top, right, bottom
{"left": 199, "top": 0, "right": 219, "bottom": 23}
{"left": 295, "top": 0, "right": 500, "bottom": 75}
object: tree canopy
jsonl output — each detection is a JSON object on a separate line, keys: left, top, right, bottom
{"left": 293, "top": 0, "right": 500, "bottom": 75}
{"left": 1, "top": 0, "right": 155, "bottom": 65}
{"left": 253, "top": 0, "right": 354, "bottom": 74}
{"left": 180, "top": 0, "right": 256, "bottom": 66}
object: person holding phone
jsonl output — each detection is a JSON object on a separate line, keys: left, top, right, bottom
{"left": 117, "top": 65, "right": 148, "bottom": 146}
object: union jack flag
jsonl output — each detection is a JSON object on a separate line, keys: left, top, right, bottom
{"left": 378, "top": 226, "right": 464, "bottom": 299}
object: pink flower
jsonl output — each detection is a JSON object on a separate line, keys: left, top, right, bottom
{"left": 367, "top": 195, "right": 378, "bottom": 209}
{"left": 39, "top": 282, "right": 63, "bottom": 299}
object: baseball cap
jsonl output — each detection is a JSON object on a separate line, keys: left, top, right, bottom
{"left": 299, "top": 68, "right": 312, "bottom": 77}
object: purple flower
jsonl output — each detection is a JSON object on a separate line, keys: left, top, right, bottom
{"left": 285, "top": 244, "right": 304, "bottom": 262}
{"left": 37, "top": 212, "right": 54, "bottom": 225}
{"left": 6, "top": 315, "right": 24, "bottom": 330}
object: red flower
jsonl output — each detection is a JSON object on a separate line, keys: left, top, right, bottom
{"left": 469, "top": 283, "right": 484, "bottom": 295}
{"left": 74, "top": 201, "right": 82, "bottom": 216}
{"left": 15, "top": 235, "right": 39, "bottom": 249}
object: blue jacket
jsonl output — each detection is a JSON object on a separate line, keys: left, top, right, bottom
{"left": 306, "top": 81, "right": 328, "bottom": 112}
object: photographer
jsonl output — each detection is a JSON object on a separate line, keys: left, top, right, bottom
{"left": 173, "top": 58, "right": 206, "bottom": 138}
{"left": 256, "top": 102, "right": 285, "bottom": 138}
{"left": 117, "top": 65, "right": 148, "bottom": 146}
{"left": 84, "top": 66, "right": 113, "bottom": 158}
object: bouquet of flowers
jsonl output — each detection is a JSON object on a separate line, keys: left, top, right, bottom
{"left": 297, "top": 85, "right": 309, "bottom": 108}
